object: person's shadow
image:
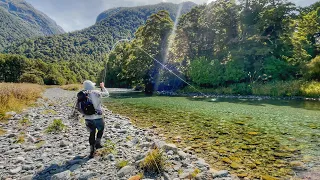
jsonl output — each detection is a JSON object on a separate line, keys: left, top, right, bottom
{"left": 32, "top": 155, "right": 89, "bottom": 180}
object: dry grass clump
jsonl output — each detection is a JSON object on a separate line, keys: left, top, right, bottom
{"left": 0, "top": 128, "right": 6, "bottom": 136}
{"left": 0, "top": 83, "right": 44, "bottom": 118}
{"left": 140, "top": 148, "right": 167, "bottom": 173}
{"left": 61, "top": 84, "right": 82, "bottom": 91}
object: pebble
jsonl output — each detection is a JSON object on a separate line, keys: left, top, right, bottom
{"left": 117, "top": 166, "right": 135, "bottom": 177}
{"left": 60, "top": 140, "right": 68, "bottom": 147}
{"left": 9, "top": 166, "right": 22, "bottom": 174}
{"left": 213, "top": 170, "right": 229, "bottom": 178}
{"left": 20, "top": 175, "right": 34, "bottom": 180}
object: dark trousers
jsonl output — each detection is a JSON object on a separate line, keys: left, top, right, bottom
{"left": 85, "top": 118, "right": 105, "bottom": 146}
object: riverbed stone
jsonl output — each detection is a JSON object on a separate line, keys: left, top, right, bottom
{"left": 117, "top": 166, "right": 135, "bottom": 177}
{"left": 51, "top": 170, "right": 71, "bottom": 180}
{"left": 9, "top": 166, "right": 22, "bottom": 174}
{"left": 213, "top": 170, "right": 229, "bottom": 178}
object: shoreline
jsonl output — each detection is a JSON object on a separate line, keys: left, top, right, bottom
{"left": 156, "top": 91, "right": 320, "bottom": 101}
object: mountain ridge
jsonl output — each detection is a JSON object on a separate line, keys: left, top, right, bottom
{"left": 0, "top": 0, "right": 64, "bottom": 50}
{"left": 5, "top": 2, "right": 197, "bottom": 62}
{"left": 96, "top": 1, "right": 197, "bottom": 23}
{"left": 0, "top": 0, "right": 64, "bottom": 34}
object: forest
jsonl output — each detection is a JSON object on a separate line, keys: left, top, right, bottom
{"left": 1, "top": 0, "right": 320, "bottom": 96}
{"left": 105, "top": 0, "right": 320, "bottom": 95}
{"left": 0, "top": 53, "right": 103, "bottom": 85}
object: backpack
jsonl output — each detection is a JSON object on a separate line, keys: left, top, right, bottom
{"left": 77, "top": 90, "right": 96, "bottom": 115}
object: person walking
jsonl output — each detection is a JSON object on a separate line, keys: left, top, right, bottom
{"left": 77, "top": 80, "right": 109, "bottom": 158}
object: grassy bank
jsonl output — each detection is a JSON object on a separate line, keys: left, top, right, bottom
{"left": 0, "top": 83, "right": 44, "bottom": 122}
{"left": 179, "top": 81, "right": 320, "bottom": 98}
{"left": 105, "top": 93, "right": 320, "bottom": 179}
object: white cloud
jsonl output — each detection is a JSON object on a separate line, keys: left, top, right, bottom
{"left": 25, "top": 0, "right": 318, "bottom": 32}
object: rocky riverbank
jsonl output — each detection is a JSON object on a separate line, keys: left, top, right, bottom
{"left": 0, "top": 88, "right": 237, "bottom": 180}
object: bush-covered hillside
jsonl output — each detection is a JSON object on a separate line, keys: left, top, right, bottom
{"left": 4, "top": 2, "right": 196, "bottom": 62}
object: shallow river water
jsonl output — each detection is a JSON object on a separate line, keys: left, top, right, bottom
{"left": 104, "top": 91, "right": 320, "bottom": 179}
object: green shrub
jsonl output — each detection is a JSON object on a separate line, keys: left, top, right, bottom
{"left": 44, "top": 75, "right": 67, "bottom": 85}
{"left": 189, "top": 57, "right": 224, "bottom": 87}
{"left": 230, "top": 83, "right": 252, "bottom": 95}
{"left": 301, "top": 81, "right": 320, "bottom": 97}
{"left": 20, "top": 73, "right": 44, "bottom": 85}
{"left": 307, "top": 56, "right": 320, "bottom": 81}
{"left": 46, "top": 119, "right": 67, "bottom": 133}
{"left": 263, "top": 56, "right": 296, "bottom": 81}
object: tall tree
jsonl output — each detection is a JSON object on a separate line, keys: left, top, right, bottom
{"left": 126, "top": 10, "right": 174, "bottom": 93}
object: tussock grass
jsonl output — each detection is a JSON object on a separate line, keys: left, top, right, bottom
{"left": 46, "top": 119, "right": 67, "bottom": 133}
{"left": 19, "top": 118, "right": 31, "bottom": 127}
{"left": 140, "top": 148, "right": 166, "bottom": 173}
{"left": 191, "top": 168, "right": 201, "bottom": 178}
{"left": 15, "top": 132, "right": 26, "bottom": 144}
{"left": 0, "top": 83, "right": 43, "bottom": 120}
{"left": 97, "top": 139, "right": 117, "bottom": 157}
{"left": 61, "top": 84, "right": 82, "bottom": 91}
{"left": 116, "top": 160, "right": 129, "bottom": 169}
{"left": 0, "top": 128, "right": 6, "bottom": 136}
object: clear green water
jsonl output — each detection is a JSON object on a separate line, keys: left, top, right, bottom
{"left": 104, "top": 92, "right": 320, "bottom": 179}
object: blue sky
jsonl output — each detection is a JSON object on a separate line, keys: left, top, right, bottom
{"left": 25, "top": 0, "right": 318, "bottom": 32}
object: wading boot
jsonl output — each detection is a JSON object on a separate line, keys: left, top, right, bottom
{"left": 95, "top": 138, "right": 103, "bottom": 149}
{"left": 89, "top": 145, "right": 95, "bottom": 158}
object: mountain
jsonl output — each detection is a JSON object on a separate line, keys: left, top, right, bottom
{"left": 96, "top": 1, "right": 196, "bottom": 23}
{"left": 5, "top": 2, "right": 197, "bottom": 62}
{"left": 0, "top": 0, "right": 64, "bottom": 50}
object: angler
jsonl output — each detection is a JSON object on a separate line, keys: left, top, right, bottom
{"left": 77, "top": 80, "right": 109, "bottom": 158}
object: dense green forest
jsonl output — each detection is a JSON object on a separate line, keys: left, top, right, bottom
{"left": 4, "top": 2, "right": 196, "bottom": 62}
{"left": 0, "top": 53, "right": 103, "bottom": 85}
{"left": 0, "top": 0, "right": 64, "bottom": 50}
{"left": 104, "top": 0, "right": 320, "bottom": 96}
